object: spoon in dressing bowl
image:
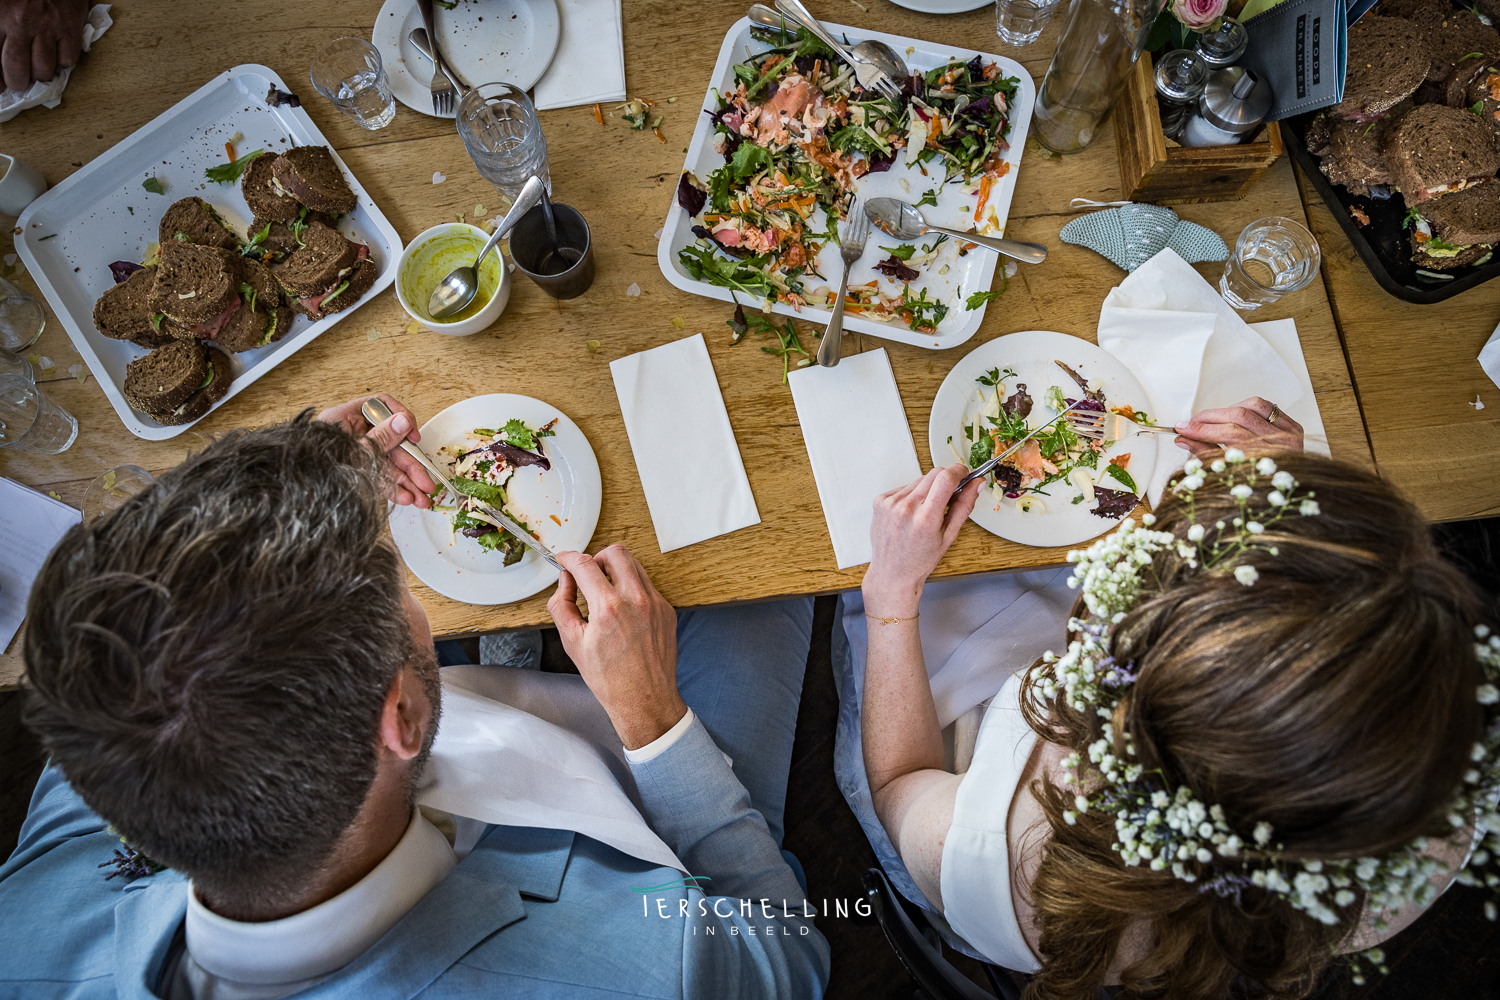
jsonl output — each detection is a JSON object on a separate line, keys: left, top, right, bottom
{"left": 864, "top": 197, "right": 1049, "bottom": 265}
{"left": 428, "top": 175, "right": 546, "bottom": 319}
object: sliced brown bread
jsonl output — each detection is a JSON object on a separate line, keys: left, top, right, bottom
{"left": 1467, "top": 65, "right": 1500, "bottom": 137}
{"left": 158, "top": 197, "right": 241, "bottom": 251}
{"left": 1321, "top": 113, "right": 1402, "bottom": 195}
{"left": 123, "top": 340, "right": 210, "bottom": 416}
{"left": 92, "top": 266, "right": 172, "bottom": 347}
{"left": 1382, "top": 104, "right": 1500, "bottom": 202}
{"left": 272, "top": 222, "right": 362, "bottom": 297}
{"left": 270, "top": 146, "right": 356, "bottom": 216}
{"left": 1373, "top": 0, "right": 1451, "bottom": 43}
{"left": 1444, "top": 55, "right": 1495, "bottom": 106}
{"left": 1427, "top": 10, "right": 1500, "bottom": 82}
{"left": 293, "top": 258, "right": 376, "bottom": 319}
{"left": 237, "top": 256, "right": 281, "bottom": 312}
{"left": 1332, "top": 17, "right": 1429, "bottom": 120}
{"left": 1304, "top": 112, "right": 1333, "bottom": 156}
{"left": 1422, "top": 181, "right": 1500, "bottom": 244}
{"left": 247, "top": 208, "right": 338, "bottom": 263}
{"left": 1412, "top": 237, "right": 1492, "bottom": 268}
{"left": 241, "top": 153, "right": 301, "bottom": 223}
{"left": 156, "top": 347, "right": 233, "bottom": 425}
{"left": 1480, "top": 0, "right": 1500, "bottom": 24}
{"left": 148, "top": 242, "right": 238, "bottom": 324}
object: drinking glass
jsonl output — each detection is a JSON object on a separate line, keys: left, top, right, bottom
{"left": 0, "top": 345, "right": 33, "bottom": 381}
{"left": 509, "top": 203, "right": 594, "bottom": 299}
{"left": 457, "top": 83, "right": 552, "bottom": 209}
{"left": 1219, "top": 217, "right": 1322, "bottom": 310}
{"left": 0, "top": 373, "right": 77, "bottom": 453}
{"left": 310, "top": 37, "right": 396, "bottom": 130}
{"left": 0, "top": 275, "right": 45, "bottom": 352}
{"left": 83, "top": 465, "right": 154, "bottom": 521}
{"left": 995, "top": 0, "right": 1065, "bottom": 46}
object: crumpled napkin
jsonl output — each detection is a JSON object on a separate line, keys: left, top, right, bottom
{"left": 1096, "top": 247, "right": 1305, "bottom": 505}
{"left": 0, "top": 5, "right": 112, "bottom": 124}
{"left": 532, "top": 0, "right": 626, "bottom": 111}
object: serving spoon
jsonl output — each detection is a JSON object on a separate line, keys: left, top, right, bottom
{"left": 864, "top": 197, "right": 1049, "bottom": 265}
{"left": 428, "top": 175, "right": 546, "bottom": 319}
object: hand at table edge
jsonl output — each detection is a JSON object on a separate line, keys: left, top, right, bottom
{"left": 862, "top": 464, "right": 983, "bottom": 619}
{"left": 314, "top": 393, "right": 436, "bottom": 508}
{"left": 1172, "top": 395, "right": 1305, "bottom": 461}
{"left": 0, "top": 0, "right": 88, "bottom": 93}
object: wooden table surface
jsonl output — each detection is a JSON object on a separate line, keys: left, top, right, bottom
{"left": 0, "top": 0, "right": 1392, "bottom": 688}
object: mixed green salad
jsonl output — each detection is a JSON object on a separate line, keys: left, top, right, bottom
{"left": 675, "top": 26, "right": 1020, "bottom": 334}
{"left": 434, "top": 418, "right": 557, "bottom": 564}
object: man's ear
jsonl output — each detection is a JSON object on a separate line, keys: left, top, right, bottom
{"left": 377, "top": 666, "right": 425, "bottom": 761}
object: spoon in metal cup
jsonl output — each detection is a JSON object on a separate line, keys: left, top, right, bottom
{"left": 428, "top": 175, "right": 546, "bottom": 319}
{"left": 864, "top": 197, "right": 1049, "bottom": 265}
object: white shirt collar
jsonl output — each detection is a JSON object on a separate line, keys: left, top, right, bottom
{"left": 185, "top": 811, "right": 456, "bottom": 987}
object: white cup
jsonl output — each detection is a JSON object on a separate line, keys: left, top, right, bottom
{"left": 396, "top": 223, "right": 511, "bottom": 337}
{"left": 0, "top": 154, "right": 47, "bottom": 217}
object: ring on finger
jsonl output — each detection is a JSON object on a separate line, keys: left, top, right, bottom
{"left": 1266, "top": 402, "right": 1280, "bottom": 424}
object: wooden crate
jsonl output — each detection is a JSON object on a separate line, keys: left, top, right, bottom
{"left": 1114, "top": 55, "right": 1283, "bottom": 205}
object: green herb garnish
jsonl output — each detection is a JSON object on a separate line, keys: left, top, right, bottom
{"left": 38, "top": 233, "right": 57, "bottom": 241}
{"left": 237, "top": 281, "right": 258, "bottom": 315}
{"left": 242, "top": 222, "right": 272, "bottom": 256}
{"left": 198, "top": 364, "right": 214, "bottom": 389}
{"left": 448, "top": 475, "right": 507, "bottom": 507}
{"left": 204, "top": 149, "right": 265, "bottom": 185}
{"left": 149, "top": 312, "right": 166, "bottom": 333}
{"left": 880, "top": 243, "right": 916, "bottom": 261}
{"left": 1105, "top": 462, "right": 1137, "bottom": 493}
{"left": 142, "top": 177, "right": 165, "bottom": 195}
{"left": 915, "top": 188, "right": 939, "bottom": 209}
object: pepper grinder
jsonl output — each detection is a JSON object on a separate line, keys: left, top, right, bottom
{"left": 1195, "top": 17, "right": 1248, "bottom": 69}
{"left": 1181, "top": 65, "right": 1272, "bottom": 146}
{"left": 1155, "top": 50, "right": 1210, "bottom": 142}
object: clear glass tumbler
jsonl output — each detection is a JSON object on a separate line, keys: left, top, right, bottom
{"left": 310, "top": 37, "right": 396, "bottom": 131}
{"left": 0, "top": 345, "right": 33, "bottom": 381}
{"left": 0, "top": 373, "right": 77, "bottom": 453}
{"left": 0, "top": 275, "right": 45, "bottom": 352}
{"left": 1219, "top": 217, "right": 1322, "bottom": 310}
{"left": 457, "top": 83, "right": 551, "bottom": 209}
{"left": 83, "top": 465, "right": 154, "bottom": 521}
{"left": 995, "top": 0, "right": 1065, "bottom": 46}
{"left": 1031, "top": 0, "right": 1165, "bottom": 154}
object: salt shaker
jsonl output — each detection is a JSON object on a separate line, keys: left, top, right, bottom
{"left": 1155, "top": 50, "right": 1209, "bottom": 141}
{"left": 1180, "top": 65, "right": 1272, "bottom": 146}
{"left": 1195, "top": 18, "right": 1248, "bottom": 69}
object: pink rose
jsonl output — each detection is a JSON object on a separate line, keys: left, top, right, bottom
{"left": 1171, "top": 0, "right": 1226, "bottom": 32}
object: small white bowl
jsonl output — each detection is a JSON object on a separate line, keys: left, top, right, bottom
{"left": 396, "top": 223, "right": 511, "bottom": 336}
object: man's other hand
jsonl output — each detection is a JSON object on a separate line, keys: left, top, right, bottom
{"left": 0, "top": 0, "right": 88, "bottom": 93}
{"left": 316, "top": 394, "right": 437, "bottom": 507}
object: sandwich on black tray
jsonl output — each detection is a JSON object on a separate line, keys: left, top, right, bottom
{"left": 1380, "top": 104, "right": 1500, "bottom": 203}
{"left": 91, "top": 265, "right": 177, "bottom": 349}
{"left": 1425, "top": 9, "right": 1500, "bottom": 83}
{"left": 1330, "top": 16, "right": 1429, "bottom": 121}
{"left": 157, "top": 196, "right": 241, "bottom": 252}
{"left": 1462, "top": 62, "right": 1500, "bottom": 138}
{"left": 1319, "top": 107, "right": 1407, "bottom": 197}
{"left": 1406, "top": 182, "right": 1500, "bottom": 268}
{"left": 270, "top": 146, "right": 357, "bottom": 217}
{"left": 1372, "top": 0, "right": 1451, "bottom": 46}
{"left": 147, "top": 241, "right": 244, "bottom": 337}
{"left": 218, "top": 257, "right": 294, "bottom": 352}
{"left": 272, "top": 221, "right": 375, "bottom": 319}
{"left": 122, "top": 340, "right": 232, "bottom": 426}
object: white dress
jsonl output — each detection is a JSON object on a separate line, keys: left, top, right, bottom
{"left": 833, "top": 569, "right": 1076, "bottom": 970}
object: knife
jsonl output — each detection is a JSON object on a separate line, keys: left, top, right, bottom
{"left": 952, "top": 398, "right": 1087, "bottom": 499}
{"left": 361, "top": 397, "right": 564, "bottom": 572}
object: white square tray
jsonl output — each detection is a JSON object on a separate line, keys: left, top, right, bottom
{"left": 13, "top": 64, "right": 403, "bottom": 441}
{"left": 656, "top": 18, "right": 1035, "bottom": 351}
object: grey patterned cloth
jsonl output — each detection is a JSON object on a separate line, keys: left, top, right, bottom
{"left": 1060, "top": 203, "right": 1228, "bottom": 273}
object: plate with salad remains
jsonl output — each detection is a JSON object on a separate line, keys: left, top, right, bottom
{"left": 388, "top": 394, "right": 601, "bottom": 605}
{"left": 928, "top": 330, "right": 1159, "bottom": 548}
{"left": 658, "top": 18, "right": 1036, "bottom": 351}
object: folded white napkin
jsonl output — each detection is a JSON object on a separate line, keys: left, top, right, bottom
{"left": 1097, "top": 247, "right": 1306, "bottom": 505}
{"left": 1480, "top": 321, "right": 1500, "bottom": 395}
{"left": 610, "top": 333, "right": 760, "bottom": 553}
{"left": 532, "top": 0, "right": 626, "bottom": 111}
{"left": 787, "top": 348, "right": 922, "bottom": 569}
{"left": 1246, "top": 318, "right": 1331, "bottom": 459}
{"left": 0, "top": 5, "right": 112, "bottom": 124}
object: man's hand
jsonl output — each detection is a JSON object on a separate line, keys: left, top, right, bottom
{"left": 1173, "top": 396, "right": 1304, "bottom": 460}
{"left": 862, "top": 464, "right": 983, "bottom": 619}
{"left": 0, "top": 0, "right": 87, "bottom": 93}
{"left": 315, "top": 394, "right": 436, "bottom": 507}
{"left": 547, "top": 545, "right": 686, "bottom": 751}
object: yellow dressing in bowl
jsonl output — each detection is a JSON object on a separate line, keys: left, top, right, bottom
{"left": 399, "top": 226, "right": 505, "bottom": 324}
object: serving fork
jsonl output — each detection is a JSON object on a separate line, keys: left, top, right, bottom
{"left": 1066, "top": 409, "right": 1172, "bottom": 442}
{"left": 415, "top": 0, "right": 458, "bottom": 115}
{"left": 817, "top": 198, "right": 871, "bottom": 368}
{"left": 771, "top": 0, "right": 905, "bottom": 101}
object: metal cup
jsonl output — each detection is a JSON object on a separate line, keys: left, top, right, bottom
{"left": 508, "top": 203, "right": 594, "bottom": 299}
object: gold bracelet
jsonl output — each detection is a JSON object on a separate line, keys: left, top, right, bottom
{"left": 865, "top": 612, "right": 920, "bottom": 626}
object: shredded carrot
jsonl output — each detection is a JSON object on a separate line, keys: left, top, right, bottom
{"left": 640, "top": 96, "right": 657, "bottom": 107}
{"left": 653, "top": 127, "right": 667, "bottom": 143}
{"left": 996, "top": 160, "right": 1012, "bottom": 179}
{"left": 224, "top": 142, "right": 236, "bottom": 162}
{"left": 592, "top": 102, "right": 604, "bottom": 125}
{"left": 549, "top": 514, "right": 562, "bottom": 526}
{"left": 1114, "top": 452, "right": 1132, "bottom": 470}
{"left": 974, "top": 174, "right": 994, "bottom": 220}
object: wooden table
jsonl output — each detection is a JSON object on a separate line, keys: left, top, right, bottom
{"left": 0, "top": 1, "right": 1378, "bottom": 688}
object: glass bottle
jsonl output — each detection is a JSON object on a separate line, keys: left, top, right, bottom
{"left": 1031, "top": 0, "right": 1167, "bottom": 154}
{"left": 1155, "top": 50, "right": 1209, "bottom": 141}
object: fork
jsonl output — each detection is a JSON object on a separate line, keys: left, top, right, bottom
{"left": 1066, "top": 409, "right": 1173, "bottom": 442}
{"left": 817, "top": 198, "right": 871, "bottom": 368}
{"left": 415, "top": 0, "right": 458, "bottom": 116}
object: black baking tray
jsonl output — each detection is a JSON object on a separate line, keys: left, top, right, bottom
{"left": 1281, "top": 109, "right": 1500, "bottom": 304}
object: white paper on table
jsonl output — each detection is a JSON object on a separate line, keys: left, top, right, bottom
{"left": 0, "top": 5, "right": 112, "bottom": 124}
{"left": 788, "top": 348, "right": 922, "bottom": 569}
{"left": 1097, "top": 248, "right": 1304, "bottom": 505}
{"left": 532, "top": 0, "right": 626, "bottom": 111}
{"left": 0, "top": 478, "right": 81, "bottom": 653}
{"left": 1249, "top": 318, "right": 1330, "bottom": 458}
{"left": 417, "top": 674, "right": 684, "bottom": 873}
{"left": 610, "top": 333, "right": 760, "bottom": 553}
{"left": 1480, "top": 321, "right": 1500, "bottom": 395}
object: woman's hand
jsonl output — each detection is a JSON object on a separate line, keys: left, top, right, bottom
{"left": 863, "top": 464, "right": 983, "bottom": 618}
{"left": 315, "top": 394, "right": 437, "bottom": 507}
{"left": 1173, "top": 396, "right": 1304, "bottom": 460}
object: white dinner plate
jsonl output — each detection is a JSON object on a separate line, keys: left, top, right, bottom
{"left": 388, "top": 394, "right": 601, "bottom": 605}
{"left": 927, "top": 330, "right": 1159, "bottom": 548}
{"left": 886, "top": 0, "right": 993, "bottom": 12}
{"left": 373, "top": 0, "right": 562, "bottom": 118}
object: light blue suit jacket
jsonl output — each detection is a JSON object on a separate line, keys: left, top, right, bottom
{"left": 0, "top": 718, "right": 830, "bottom": 999}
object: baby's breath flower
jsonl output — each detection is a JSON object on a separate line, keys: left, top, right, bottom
{"left": 1256, "top": 457, "right": 1277, "bottom": 475}
{"left": 1179, "top": 475, "right": 1204, "bottom": 491}
{"left": 1300, "top": 499, "right": 1321, "bottom": 516}
{"left": 1272, "top": 470, "right": 1295, "bottom": 490}
{"left": 1478, "top": 684, "right": 1498, "bottom": 706}
{"left": 1234, "top": 565, "right": 1260, "bottom": 586}
{"left": 1254, "top": 822, "right": 1274, "bottom": 847}
{"left": 1183, "top": 457, "right": 1203, "bottom": 475}
{"left": 1267, "top": 491, "right": 1287, "bottom": 507}
{"left": 1246, "top": 521, "right": 1265, "bottom": 534}
{"left": 1063, "top": 810, "right": 1077, "bottom": 825}
{"left": 1224, "top": 448, "right": 1246, "bottom": 463}
{"left": 1230, "top": 484, "right": 1253, "bottom": 500}
{"left": 1210, "top": 459, "right": 1226, "bottom": 473}
{"left": 1187, "top": 524, "right": 1205, "bottom": 542}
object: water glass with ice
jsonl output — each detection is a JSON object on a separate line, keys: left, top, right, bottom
{"left": 0, "top": 276, "right": 45, "bottom": 352}
{"left": 995, "top": 0, "right": 1064, "bottom": 46}
{"left": 0, "top": 373, "right": 77, "bottom": 454}
{"left": 310, "top": 38, "right": 396, "bottom": 130}
{"left": 1219, "top": 217, "right": 1322, "bottom": 310}
{"left": 457, "top": 83, "right": 551, "bottom": 209}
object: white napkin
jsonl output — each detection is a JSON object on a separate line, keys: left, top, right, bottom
{"left": 787, "top": 348, "right": 922, "bottom": 569}
{"left": 1480, "top": 321, "right": 1500, "bottom": 394}
{"left": 1247, "top": 318, "right": 1331, "bottom": 458}
{"left": 532, "top": 0, "right": 626, "bottom": 111}
{"left": 1097, "top": 247, "right": 1305, "bottom": 505}
{"left": 0, "top": 477, "right": 81, "bottom": 653}
{"left": 610, "top": 333, "right": 760, "bottom": 553}
{"left": 0, "top": 5, "right": 112, "bottom": 124}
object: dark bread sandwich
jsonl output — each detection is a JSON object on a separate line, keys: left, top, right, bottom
{"left": 273, "top": 221, "right": 375, "bottom": 319}
{"left": 158, "top": 197, "right": 241, "bottom": 251}
{"left": 92, "top": 266, "right": 176, "bottom": 348}
{"left": 241, "top": 152, "right": 301, "bottom": 223}
{"left": 245, "top": 207, "right": 338, "bottom": 264}
{"left": 1443, "top": 54, "right": 1495, "bottom": 107}
{"left": 1427, "top": 10, "right": 1500, "bottom": 82}
{"left": 1381, "top": 104, "right": 1500, "bottom": 202}
{"left": 218, "top": 258, "right": 294, "bottom": 352}
{"left": 123, "top": 340, "right": 232, "bottom": 425}
{"left": 1320, "top": 113, "right": 1403, "bottom": 195}
{"left": 1373, "top": 0, "right": 1452, "bottom": 45}
{"left": 1465, "top": 64, "right": 1500, "bottom": 137}
{"left": 148, "top": 241, "right": 242, "bottom": 332}
{"left": 270, "top": 146, "right": 357, "bottom": 216}
{"left": 1304, "top": 112, "right": 1333, "bottom": 157}
{"left": 1408, "top": 181, "right": 1500, "bottom": 268}
{"left": 1332, "top": 17, "right": 1429, "bottom": 121}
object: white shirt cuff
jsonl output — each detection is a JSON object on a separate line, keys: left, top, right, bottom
{"left": 622, "top": 707, "right": 695, "bottom": 763}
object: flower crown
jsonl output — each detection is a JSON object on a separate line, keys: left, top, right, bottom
{"left": 1036, "top": 450, "right": 1500, "bottom": 982}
